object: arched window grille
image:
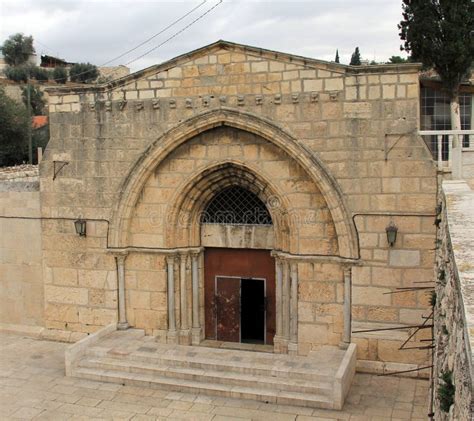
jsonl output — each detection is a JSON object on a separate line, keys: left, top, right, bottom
{"left": 201, "top": 186, "right": 273, "bottom": 225}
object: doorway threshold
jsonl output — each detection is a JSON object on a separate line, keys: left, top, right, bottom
{"left": 200, "top": 339, "right": 273, "bottom": 353}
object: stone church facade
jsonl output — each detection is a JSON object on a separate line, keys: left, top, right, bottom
{"left": 22, "top": 41, "right": 436, "bottom": 372}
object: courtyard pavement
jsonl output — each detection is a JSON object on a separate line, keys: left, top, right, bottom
{"left": 0, "top": 332, "right": 429, "bottom": 420}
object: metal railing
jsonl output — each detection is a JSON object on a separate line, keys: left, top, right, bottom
{"left": 419, "top": 130, "right": 474, "bottom": 172}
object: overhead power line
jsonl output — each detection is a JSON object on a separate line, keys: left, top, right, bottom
{"left": 123, "top": 0, "right": 223, "bottom": 68}
{"left": 100, "top": 0, "right": 207, "bottom": 67}
{"left": 44, "top": 0, "right": 215, "bottom": 83}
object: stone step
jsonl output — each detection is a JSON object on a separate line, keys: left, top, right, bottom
{"left": 78, "top": 356, "right": 333, "bottom": 396}
{"left": 72, "top": 366, "right": 335, "bottom": 409}
{"left": 84, "top": 345, "right": 336, "bottom": 383}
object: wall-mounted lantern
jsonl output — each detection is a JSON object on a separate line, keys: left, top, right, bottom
{"left": 74, "top": 219, "right": 87, "bottom": 237}
{"left": 385, "top": 221, "right": 398, "bottom": 247}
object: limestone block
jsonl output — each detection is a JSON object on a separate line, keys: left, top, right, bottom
{"left": 303, "top": 79, "right": 322, "bottom": 92}
{"left": 78, "top": 269, "right": 109, "bottom": 289}
{"left": 150, "top": 292, "right": 167, "bottom": 310}
{"left": 352, "top": 266, "right": 371, "bottom": 285}
{"left": 128, "top": 290, "right": 151, "bottom": 309}
{"left": 45, "top": 285, "right": 88, "bottom": 305}
{"left": 299, "top": 281, "right": 335, "bottom": 303}
{"left": 63, "top": 95, "right": 80, "bottom": 104}
{"left": 45, "top": 303, "right": 79, "bottom": 323}
{"left": 283, "top": 71, "right": 298, "bottom": 80}
{"left": 406, "top": 84, "right": 418, "bottom": 98}
{"left": 380, "top": 74, "right": 398, "bottom": 84}
{"left": 137, "top": 80, "right": 150, "bottom": 89}
{"left": 89, "top": 289, "right": 105, "bottom": 306}
{"left": 368, "top": 85, "right": 381, "bottom": 99}
{"left": 78, "top": 307, "right": 116, "bottom": 325}
{"left": 298, "top": 302, "right": 314, "bottom": 322}
{"left": 389, "top": 250, "right": 420, "bottom": 267}
{"left": 134, "top": 309, "right": 166, "bottom": 330}
{"left": 168, "top": 67, "right": 182, "bottom": 78}
{"left": 251, "top": 61, "right": 268, "bottom": 72}
{"left": 321, "top": 102, "right": 341, "bottom": 120}
{"left": 324, "top": 78, "right": 343, "bottom": 91}
{"left": 269, "top": 61, "right": 285, "bottom": 72}
{"left": 367, "top": 306, "right": 398, "bottom": 322}
{"left": 353, "top": 286, "right": 391, "bottom": 306}
{"left": 402, "top": 234, "right": 435, "bottom": 250}
{"left": 378, "top": 339, "right": 429, "bottom": 364}
{"left": 382, "top": 85, "right": 396, "bottom": 99}
{"left": 371, "top": 267, "right": 402, "bottom": 287}
{"left": 155, "top": 88, "right": 172, "bottom": 98}
{"left": 396, "top": 85, "right": 406, "bottom": 98}
{"left": 392, "top": 290, "right": 417, "bottom": 308}
{"left": 126, "top": 90, "right": 138, "bottom": 100}
{"left": 140, "top": 90, "right": 155, "bottom": 99}
{"left": 399, "top": 308, "right": 425, "bottom": 324}
{"left": 399, "top": 73, "right": 418, "bottom": 83}
{"left": 345, "top": 86, "right": 357, "bottom": 101}
{"left": 298, "top": 323, "right": 328, "bottom": 344}
{"left": 53, "top": 267, "right": 78, "bottom": 286}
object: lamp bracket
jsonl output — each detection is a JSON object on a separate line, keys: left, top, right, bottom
{"left": 53, "top": 161, "right": 69, "bottom": 180}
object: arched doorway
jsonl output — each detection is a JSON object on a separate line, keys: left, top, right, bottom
{"left": 200, "top": 186, "right": 276, "bottom": 345}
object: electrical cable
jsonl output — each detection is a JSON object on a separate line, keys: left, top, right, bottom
{"left": 102, "top": 0, "right": 223, "bottom": 83}
{"left": 37, "top": 0, "right": 212, "bottom": 83}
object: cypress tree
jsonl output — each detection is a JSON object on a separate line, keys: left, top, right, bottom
{"left": 350, "top": 47, "right": 361, "bottom": 65}
{"left": 335, "top": 49, "right": 340, "bottom": 63}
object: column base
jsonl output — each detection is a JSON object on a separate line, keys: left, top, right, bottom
{"left": 179, "top": 329, "right": 192, "bottom": 345}
{"left": 288, "top": 341, "right": 298, "bottom": 356}
{"left": 167, "top": 330, "right": 179, "bottom": 344}
{"left": 273, "top": 336, "right": 289, "bottom": 354}
{"left": 339, "top": 341, "right": 350, "bottom": 350}
{"left": 191, "top": 327, "right": 202, "bottom": 345}
{"left": 117, "top": 322, "right": 129, "bottom": 331}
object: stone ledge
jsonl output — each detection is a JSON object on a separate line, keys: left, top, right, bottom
{"left": 0, "top": 322, "right": 87, "bottom": 343}
{"left": 356, "top": 359, "right": 430, "bottom": 379}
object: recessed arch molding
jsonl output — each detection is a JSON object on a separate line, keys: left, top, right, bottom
{"left": 109, "top": 107, "right": 358, "bottom": 258}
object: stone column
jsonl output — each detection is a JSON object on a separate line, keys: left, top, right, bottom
{"left": 166, "top": 255, "right": 178, "bottom": 343}
{"left": 115, "top": 252, "right": 129, "bottom": 330}
{"left": 273, "top": 257, "right": 285, "bottom": 353}
{"left": 279, "top": 259, "right": 291, "bottom": 353}
{"left": 288, "top": 262, "right": 298, "bottom": 355}
{"left": 179, "top": 252, "right": 191, "bottom": 344}
{"left": 340, "top": 265, "right": 352, "bottom": 349}
{"left": 191, "top": 251, "right": 201, "bottom": 345}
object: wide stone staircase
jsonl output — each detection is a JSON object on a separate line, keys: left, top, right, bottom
{"left": 67, "top": 328, "right": 356, "bottom": 410}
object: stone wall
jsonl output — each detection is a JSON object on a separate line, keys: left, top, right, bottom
{"left": 39, "top": 41, "right": 436, "bottom": 366}
{"left": 433, "top": 180, "right": 474, "bottom": 420}
{"left": 0, "top": 166, "right": 43, "bottom": 328}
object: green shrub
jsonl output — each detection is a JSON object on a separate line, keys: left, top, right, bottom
{"left": 52, "top": 66, "right": 67, "bottom": 84}
{"left": 438, "top": 370, "right": 455, "bottom": 412}
{"left": 31, "top": 66, "right": 50, "bottom": 82}
{"left": 69, "top": 62, "right": 99, "bottom": 83}
{"left": 4, "top": 65, "right": 29, "bottom": 82}
{"left": 0, "top": 88, "right": 28, "bottom": 166}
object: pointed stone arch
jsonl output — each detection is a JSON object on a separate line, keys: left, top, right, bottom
{"left": 109, "top": 107, "right": 358, "bottom": 258}
{"left": 164, "top": 161, "right": 293, "bottom": 250}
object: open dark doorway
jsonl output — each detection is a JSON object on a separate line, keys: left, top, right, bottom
{"left": 241, "top": 278, "right": 265, "bottom": 344}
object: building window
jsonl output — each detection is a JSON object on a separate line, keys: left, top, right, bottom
{"left": 201, "top": 186, "right": 273, "bottom": 225}
{"left": 420, "top": 87, "right": 473, "bottom": 158}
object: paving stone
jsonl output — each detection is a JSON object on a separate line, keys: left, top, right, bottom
{"left": 0, "top": 332, "right": 429, "bottom": 421}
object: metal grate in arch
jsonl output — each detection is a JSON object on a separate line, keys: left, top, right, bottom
{"left": 201, "top": 186, "right": 273, "bottom": 225}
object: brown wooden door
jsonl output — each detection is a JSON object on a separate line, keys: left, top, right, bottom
{"left": 204, "top": 248, "right": 275, "bottom": 345}
{"left": 215, "top": 277, "right": 240, "bottom": 342}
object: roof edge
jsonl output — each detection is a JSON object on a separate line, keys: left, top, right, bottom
{"left": 45, "top": 40, "right": 422, "bottom": 95}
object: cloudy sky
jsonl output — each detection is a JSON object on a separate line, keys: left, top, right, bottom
{"left": 0, "top": 0, "right": 408, "bottom": 73}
